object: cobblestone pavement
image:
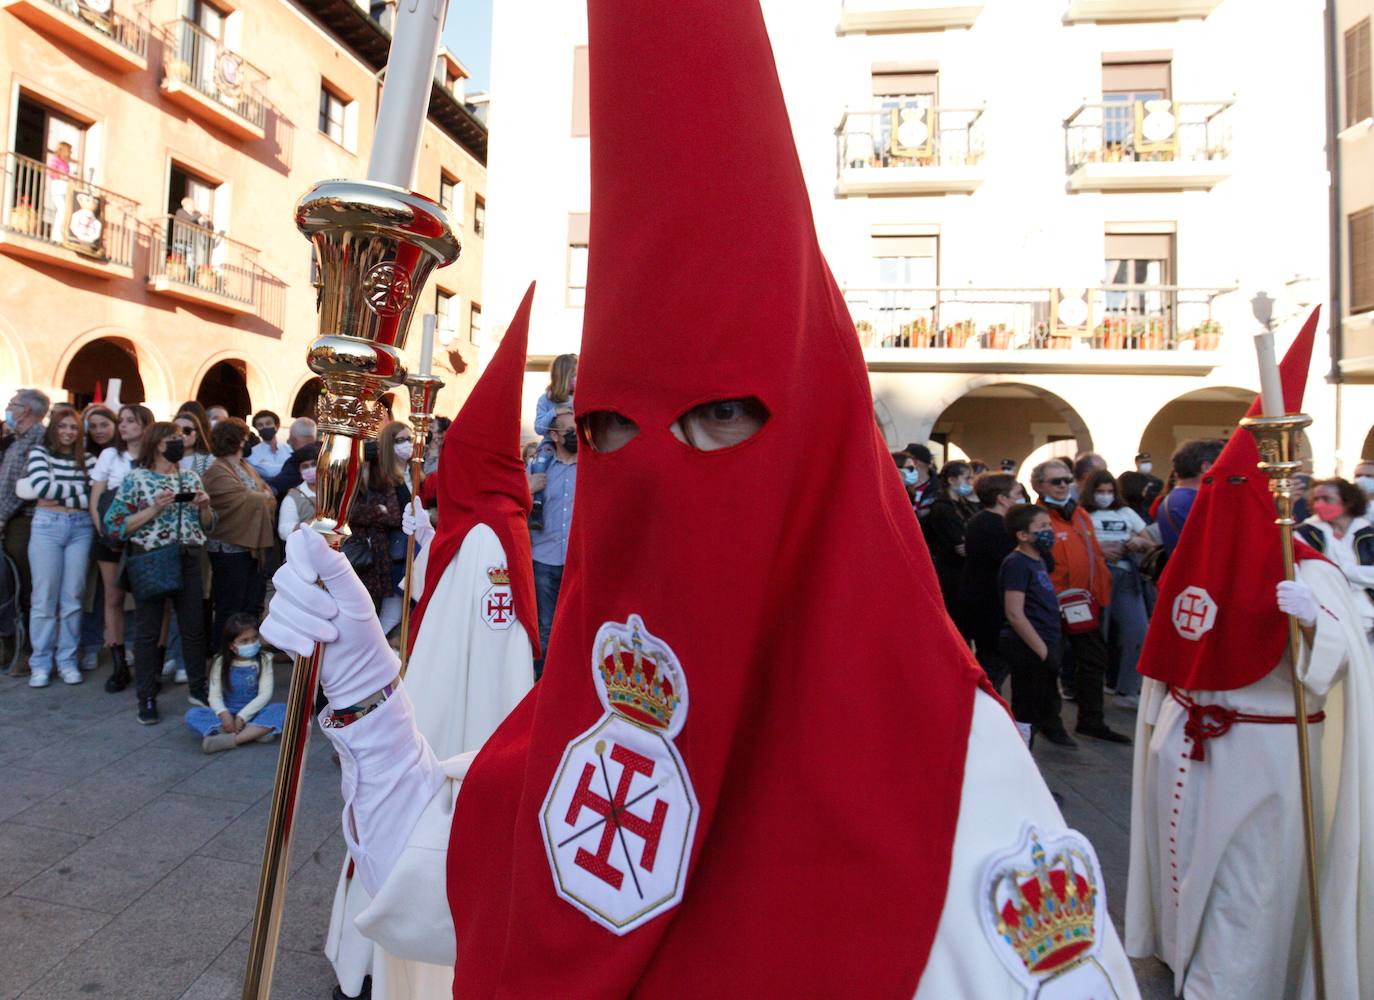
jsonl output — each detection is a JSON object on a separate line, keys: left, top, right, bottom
{"left": 0, "top": 658, "right": 1174, "bottom": 998}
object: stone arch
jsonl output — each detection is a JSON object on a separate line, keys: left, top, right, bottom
{"left": 0, "top": 312, "right": 34, "bottom": 388}
{"left": 189, "top": 351, "right": 280, "bottom": 420}
{"left": 922, "top": 377, "right": 1093, "bottom": 470}
{"left": 1137, "top": 387, "right": 1254, "bottom": 466}
{"left": 289, "top": 375, "right": 322, "bottom": 420}
{"left": 52, "top": 328, "right": 175, "bottom": 414}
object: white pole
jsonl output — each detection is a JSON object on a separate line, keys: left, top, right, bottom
{"left": 420, "top": 313, "right": 436, "bottom": 375}
{"left": 367, "top": 0, "right": 450, "bottom": 189}
{"left": 1253, "top": 331, "right": 1284, "bottom": 417}
{"left": 106, "top": 378, "right": 123, "bottom": 411}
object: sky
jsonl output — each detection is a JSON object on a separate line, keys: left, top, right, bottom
{"left": 442, "top": 0, "right": 493, "bottom": 92}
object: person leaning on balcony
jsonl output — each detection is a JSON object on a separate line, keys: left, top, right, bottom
{"left": 0, "top": 389, "right": 51, "bottom": 675}
{"left": 202, "top": 419, "right": 277, "bottom": 652}
{"left": 90, "top": 404, "right": 153, "bottom": 693}
{"left": 102, "top": 422, "right": 215, "bottom": 724}
{"left": 1155, "top": 438, "right": 1224, "bottom": 556}
{"left": 1031, "top": 458, "right": 1130, "bottom": 744}
{"left": 20, "top": 406, "right": 97, "bottom": 688}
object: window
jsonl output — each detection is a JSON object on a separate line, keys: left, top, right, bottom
{"left": 870, "top": 69, "right": 937, "bottom": 162}
{"left": 13, "top": 95, "right": 87, "bottom": 175}
{"left": 439, "top": 173, "right": 458, "bottom": 214}
{"left": 567, "top": 212, "right": 590, "bottom": 307}
{"left": 1104, "top": 231, "right": 1174, "bottom": 325}
{"left": 572, "top": 45, "right": 590, "bottom": 137}
{"left": 1102, "top": 57, "right": 1171, "bottom": 149}
{"left": 319, "top": 85, "right": 345, "bottom": 144}
{"left": 871, "top": 234, "right": 937, "bottom": 286}
{"left": 435, "top": 288, "right": 456, "bottom": 340}
{"left": 469, "top": 302, "right": 482, "bottom": 345}
{"left": 1352, "top": 208, "right": 1374, "bottom": 314}
{"left": 1347, "top": 20, "right": 1372, "bottom": 128}
{"left": 473, "top": 195, "right": 485, "bottom": 238}
{"left": 167, "top": 163, "right": 218, "bottom": 223}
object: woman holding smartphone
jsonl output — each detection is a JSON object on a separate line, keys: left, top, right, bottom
{"left": 103, "top": 422, "right": 214, "bottom": 725}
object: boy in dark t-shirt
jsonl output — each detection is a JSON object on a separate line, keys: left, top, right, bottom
{"left": 998, "top": 505, "right": 1073, "bottom": 747}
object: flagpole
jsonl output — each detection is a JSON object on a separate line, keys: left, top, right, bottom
{"left": 1241, "top": 410, "right": 1326, "bottom": 1000}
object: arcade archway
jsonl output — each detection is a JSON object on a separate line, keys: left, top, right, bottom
{"left": 930, "top": 383, "right": 1092, "bottom": 471}
{"left": 62, "top": 337, "right": 145, "bottom": 409}
{"left": 195, "top": 360, "right": 251, "bottom": 418}
{"left": 1137, "top": 387, "right": 1253, "bottom": 467}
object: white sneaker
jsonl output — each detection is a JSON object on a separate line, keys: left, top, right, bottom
{"left": 80, "top": 648, "right": 99, "bottom": 672}
{"left": 59, "top": 667, "right": 83, "bottom": 685}
{"left": 28, "top": 671, "right": 51, "bottom": 688}
{"left": 161, "top": 658, "right": 177, "bottom": 677}
{"left": 174, "top": 667, "right": 188, "bottom": 684}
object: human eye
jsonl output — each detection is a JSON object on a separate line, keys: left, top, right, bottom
{"left": 673, "top": 397, "right": 769, "bottom": 451}
{"left": 582, "top": 411, "right": 640, "bottom": 453}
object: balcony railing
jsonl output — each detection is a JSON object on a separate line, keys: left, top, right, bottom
{"left": 845, "top": 285, "right": 1233, "bottom": 352}
{"left": 162, "top": 19, "right": 268, "bottom": 130}
{"left": 0, "top": 151, "right": 139, "bottom": 268}
{"left": 838, "top": 104, "right": 986, "bottom": 172}
{"left": 1065, "top": 99, "right": 1232, "bottom": 169}
{"left": 149, "top": 214, "right": 261, "bottom": 305}
{"left": 17, "top": 0, "right": 149, "bottom": 59}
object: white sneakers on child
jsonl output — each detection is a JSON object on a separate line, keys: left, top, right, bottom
{"left": 174, "top": 667, "right": 188, "bottom": 684}
{"left": 26, "top": 668, "right": 80, "bottom": 686}
{"left": 59, "top": 666, "right": 82, "bottom": 685}
{"left": 28, "top": 671, "right": 49, "bottom": 688}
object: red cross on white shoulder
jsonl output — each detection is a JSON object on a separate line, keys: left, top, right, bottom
{"left": 1171, "top": 586, "right": 1217, "bottom": 641}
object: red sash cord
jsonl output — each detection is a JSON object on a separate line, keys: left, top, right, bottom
{"left": 1169, "top": 687, "right": 1325, "bottom": 762}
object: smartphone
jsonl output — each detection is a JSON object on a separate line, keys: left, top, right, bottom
{"left": 173, "top": 491, "right": 197, "bottom": 503}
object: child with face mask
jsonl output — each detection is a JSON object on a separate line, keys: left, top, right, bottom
{"left": 187, "top": 613, "right": 286, "bottom": 753}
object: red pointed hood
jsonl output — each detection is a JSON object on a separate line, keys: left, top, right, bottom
{"left": 446, "top": 3, "right": 987, "bottom": 996}
{"left": 1139, "top": 307, "right": 1322, "bottom": 692}
{"left": 410, "top": 283, "right": 539, "bottom": 658}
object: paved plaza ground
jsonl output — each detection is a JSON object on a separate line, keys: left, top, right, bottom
{"left": 1, "top": 659, "right": 1173, "bottom": 999}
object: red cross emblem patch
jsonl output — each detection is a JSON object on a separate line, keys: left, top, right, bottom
{"left": 540, "top": 615, "right": 698, "bottom": 935}
{"left": 481, "top": 566, "right": 515, "bottom": 632}
{"left": 1171, "top": 586, "right": 1217, "bottom": 642}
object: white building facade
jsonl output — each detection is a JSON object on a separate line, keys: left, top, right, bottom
{"left": 485, "top": 0, "right": 1372, "bottom": 474}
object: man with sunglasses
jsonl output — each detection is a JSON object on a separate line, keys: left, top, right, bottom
{"left": 1032, "top": 459, "right": 1131, "bottom": 744}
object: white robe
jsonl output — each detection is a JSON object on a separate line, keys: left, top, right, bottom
{"left": 325, "top": 524, "right": 535, "bottom": 1000}
{"left": 322, "top": 685, "right": 1142, "bottom": 998}
{"left": 1125, "top": 558, "right": 1374, "bottom": 999}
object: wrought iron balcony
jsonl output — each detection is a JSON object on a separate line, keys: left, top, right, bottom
{"left": 0, "top": 151, "right": 139, "bottom": 277}
{"left": 836, "top": 104, "right": 986, "bottom": 195}
{"left": 1, "top": 0, "right": 149, "bottom": 70}
{"left": 846, "top": 285, "right": 1233, "bottom": 359}
{"left": 148, "top": 213, "right": 266, "bottom": 314}
{"left": 160, "top": 18, "right": 268, "bottom": 140}
{"left": 1064, "top": 99, "right": 1233, "bottom": 191}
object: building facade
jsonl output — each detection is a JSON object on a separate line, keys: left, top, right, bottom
{"left": 485, "top": 0, "right": 1373, "bottom": 474}
{"left": 0, "top": 0, "right": 487, "bottom": 421}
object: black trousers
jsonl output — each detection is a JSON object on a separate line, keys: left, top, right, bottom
{"left": 133, "top": 547, "right": 206, "bottom": 701}
{"left": 1067, "top": 627, "right": 1109, "bottom": 729}
{"left": 972, "top": 624, "right": 1009, "bottom": 693}
{"left": 1001, "top": 634, "right": 1064, "bottom": 735}
{"left": 208, "top": 550, "right": 265, "bottom": 649}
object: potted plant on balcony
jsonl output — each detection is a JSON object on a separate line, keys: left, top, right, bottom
{"left": 855, "top": 319, "right": 875, "bottom": 348}
{"left": 196, "top": 263, "right": 218, "bottom": 290}
{"left": 908, "top": 317, "right": 933, "bottom": 349}
{"left": 1190, "top": 319, "right": 1222, "bottom": 350}
{"left": 1092, "top": 317, "right": 1127, "bottom": 350}
{"left": 984, "top": 323, "right": 1012, "bottom": 350}
{"left": 9, "top": 197, "right": 37, "bottom": 236}
{"left": 166, "top": 252, "right": 188, "bottom": 282}
{"left": 941, "top": 319, "right": 973, "bottom": 348}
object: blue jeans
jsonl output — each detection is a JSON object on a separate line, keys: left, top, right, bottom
{"left": 1104, "top": 563, "right": 1150, "bottom": 697}
{"left": 532, "top": 559, "right": 564, "bottom": 680}
{"left": 28, "top": 509, "right": 94, "bottom": 673}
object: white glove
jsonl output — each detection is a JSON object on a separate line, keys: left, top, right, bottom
{"left": 261, "top": 528, "right": 399, "bottom": 709}
{"left": 1276, "top": 579, "right": 1318, "bottom": 628}
{"left": 401, "top": 497, "right": 434, "bottom": 547}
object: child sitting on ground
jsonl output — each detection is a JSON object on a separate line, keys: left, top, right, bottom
{"left": 186, "top": 613, "right": 287, "bottom": 754}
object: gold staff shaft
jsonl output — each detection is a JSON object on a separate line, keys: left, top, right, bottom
{"left": 242, "top": 180, "right": 458, "bottom": 1000}
{"left": 1242, "top": 413, "right": 1326, "bottom": 1000}
{"left": 398, "top": 373, "right": 442, "bottom": 679}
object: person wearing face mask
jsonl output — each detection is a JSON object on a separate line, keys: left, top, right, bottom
{"left": 1032, "top": 458, "right": 1130, "bottom": 744}
{"left": 902, "top": 442, "right": 939, "bottom": 518}
{"left": 278, "top": 443, "right": 320, "bottom": 541}
{"left": 526, "top": 405, "right": 577, "bottom": 678}
{"left": 1354, "top": 459, "right": 1374, "bottom": 503}
{"left": 186, "top": 613, "right": 286, "bottom": 753}
{"left": 999, "top": 504, "right": 1075, "bottom": 747}
{"left": 923, "top": 460, "right": 978, "bottom": 619}
{"left": 246, "top": 409, "right": 289, "bottom": 481}
{"left": 201, "top": 418, "right": 277, "bottom": 660}
{"left": 1083, "top": 470, "right": 1157, "bottom": 709}
{"left": 1297, "top": 477, "right": 1374, "bottom": 639}
{"left": 959, "top": 472, "right": 1027, "bottom": 691}
{"left": 346, "top": 421, "right": 412, "bottom": 636}
{"left": 0, "top": 388, "right": 51, "bottom": 671}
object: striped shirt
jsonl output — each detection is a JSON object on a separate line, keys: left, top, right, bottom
{"left": 24, "top": 445, "right": 96, "bottom": 510}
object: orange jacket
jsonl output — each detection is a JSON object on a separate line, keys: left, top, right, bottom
{"left": 1045, "top": 502, "right": 1112, "bottom": 608}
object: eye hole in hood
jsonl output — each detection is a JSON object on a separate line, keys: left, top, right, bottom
{"left": 583, "top": 410, "right": 641, "bottom": 453}
{"left": 671, "top": 397, "right": 769, "bottom": 452}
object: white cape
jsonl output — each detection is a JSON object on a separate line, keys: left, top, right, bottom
{"left": 324, "top": 523, "right": 534, "bottom": 1000}
{"left": 1125, "top": 558, "right": 1374, "bottom": 999}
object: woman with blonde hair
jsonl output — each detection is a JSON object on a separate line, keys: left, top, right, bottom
{"left": 529, "top": 354, "right": 577, "bottom": 530}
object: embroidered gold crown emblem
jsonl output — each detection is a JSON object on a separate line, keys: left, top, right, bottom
{"left": 487, "top": 566, "right": 510, "bottom": 586}
{"left": 596, "top": 619, "right": 680, "bottom": 730}
{"left": 992, "top": 834, "right": 1098, "bottom": 975}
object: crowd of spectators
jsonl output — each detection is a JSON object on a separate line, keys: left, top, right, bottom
{"left": 893, "top": 434, "right": 1374, "bottom": 750}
